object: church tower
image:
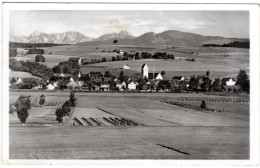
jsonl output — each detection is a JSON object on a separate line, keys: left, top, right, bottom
{"left": 141, "top": 64, "right": 149, "bottom": 79}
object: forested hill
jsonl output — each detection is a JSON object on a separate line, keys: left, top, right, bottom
{"left": 9, "top": 42, "right": 68, "bottom": 49}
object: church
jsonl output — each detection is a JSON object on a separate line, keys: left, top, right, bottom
{"left": 141, "top": 64, "right": 163, "bottom": 80}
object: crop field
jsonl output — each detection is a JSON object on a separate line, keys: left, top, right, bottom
{"left": 12, "top": 44, "right": 249, "bottom": 80}
{"left": 9, "top": 71, "right": 41, "bottom": 80}
{"left": 81, "top": 56, "right": 248, "bottom": 80}
{"left": 9, "top": 91, "right": 249, "bottom": 159}
{"left": 13, "top": 54, "right": 70, "bottom": 68}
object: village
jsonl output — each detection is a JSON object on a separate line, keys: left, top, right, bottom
{"left": 9, "top": 56, "right": 243, "bottom": 93}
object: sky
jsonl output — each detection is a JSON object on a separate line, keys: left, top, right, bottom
{"left": 9, "top": 10, "right": 249, "bottom": 38}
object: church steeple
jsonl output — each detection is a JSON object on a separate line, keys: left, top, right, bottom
{"left": 141, "top": 64, "right": 148, "bottom": 79}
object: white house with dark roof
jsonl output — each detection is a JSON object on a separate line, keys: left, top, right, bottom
{"left": 16, "top": 78, "right": 23, "bottom": 84}
{"left": 128, "top": 81, "right": 138, "bottom": 90}
{"left": 221, "top": 78, "right": 236, "bottom": 86}
{"left": 123, "top": 64, "right": 130, "bottom": 70}
{"left": 46, "top": 83, "right": 55, "bottom": 90}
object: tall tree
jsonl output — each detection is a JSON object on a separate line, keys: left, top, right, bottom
{"left": 237, "top": 70, "right": 249, "bottom": 92}
{"left": 70, "top": 91, "right": 77, "bottom": 107}
{"left": 15, "top": 95, "right": 31, "bottom": 125}
{"left": 212, "top": 78, "right": 222, "bottom": 92}
{"left": 189, "top": 75, "right": 199, "bottom": 91}
{"left": 201, "top": 76, "right": 212, "bottom": 92}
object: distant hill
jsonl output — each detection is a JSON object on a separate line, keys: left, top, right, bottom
{"left": 78, "top": 30, "right": 248, "bottom": 47}
{"left": 11, "top": 31, "right": 93, "bottom": 44}
{"left": 96, "top": 30, "right": 135, "bottom": 41}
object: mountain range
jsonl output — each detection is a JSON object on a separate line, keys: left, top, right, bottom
{"left": 10, "top": 31, "right": 93, "bottom": 44}
{"left": 11, "top": 30, "right": 248, "bottom": 47}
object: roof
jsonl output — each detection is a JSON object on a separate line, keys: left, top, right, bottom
{"left": 100, "top": 83, "right": 110, "bottom": 86}
{"left": 128, "top": 81, "right": 138, "bottom": 85}
{"left": 148, "top": 73, "right": 159, "bottom": 79}
{"left": 221, "top": 78, "right": 236, "bottom": 82}
{"left": 141, "top": 64, "right": 147, "bottom": 69}
{"left": 53, "top": 73, "right": 71, "bottom": 77}
{"left": 69, "top": 57, "right": 81, "bottom": 61}
{"left": 172, "top": 76, "right": 184, "bottom": 80}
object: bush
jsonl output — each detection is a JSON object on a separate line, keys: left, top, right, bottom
{"left": 14, "top": 95, "right": 31, "bottom": 124}
{"left": 200, "top": 100, "right": 206, "bottom": 110}
{"left": 17, "top": 106, "right": 29, "bottom": 124}
{"left": 39, "top": 95, "right": 45, "bottom": 106}
{"left": 35, "top": 54, "right": 45, "bottom": 62}
{"left": 55, "top": 108, "right": 64, "bottom": 123}
{"left": 9, "top": 104, "right": 16, "bottom": 114}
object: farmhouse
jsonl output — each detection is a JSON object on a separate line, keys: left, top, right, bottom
{"left": 221, "top": 78, "right": 237, "bottom": 92}
{"left": 221, "top": 78, "right": 236, "bottom": 86}
{"left": 142, "top": 64, "right": 163, "bottom": 80}
{"left": 123, "top": 64, "right": 130, "bottom": 70}
{"left": 142, "top": 81, "right": 153, "bottom": 90}
{"left": 172, "top": 76, "right": 185, "bottom": 81}
{"left": 46, "top": 83, "right": 55, "bottom": 90}
{"left": 16, "top": 78, "right": 23, "bottom": 84}
{"left": 100, "top": 83, "right": 110, "bottom": 91}
{"left": 119, "top": 50, "right": 124, "bottom": 56}
{"left": 122, "top": 81, "right": 127, "bottom": 89}
{"left": 115, "top": 81, "right": 123, "bottom": 90}
{"left": 69, "top": 57, "right": 82, "bottom": 65}
{"left": 148, "top": 72, "right": 163, "bottom": 80}
{"left": 128, "top": 81, "right": 138, "bottom": 90}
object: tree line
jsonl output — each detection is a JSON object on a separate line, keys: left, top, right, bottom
{"left": 9, "top": 42, "right": 67, "bottom": 48}
{"left": 203, "top": 41, "right": 249, "bottom": 49}
{"left": 9, "top": 59, "right": 53, "bottom": 79}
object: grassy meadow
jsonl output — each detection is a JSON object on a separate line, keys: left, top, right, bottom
{"left": 9, "top": 91, "right": 249, "bottom": 159}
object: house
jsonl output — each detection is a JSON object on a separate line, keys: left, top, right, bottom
{"left": 58, "top": 80, "right": 69, "bottom": 90}
{"left": 93, "top": 85, "right": 100, "bottom": 92}
{"left": 123, "top": 64, "right": 130, "bottom": 70}
{"left": 221, "top": 78, "right": 236, "bottom": 86}
{"left": 142, "top": 81, "right": 152, "bottom": 90}
{"left": 172, "top": 76, "right": 185, "bottom": 81}
{"left": 69, "top": 77, "right": 75, "bottom": 82}
{"left": 172, "top": 76, "right": 185, "bottom": 87}
{"left": 46, "top": 83, "right": 55, "bottom": 90}
{"left": 115, "top": 81, "right": 123, "bottom": 90}
{"left": 119, "top": 50, "right": 124, "bottom": 56}
{"left": 100, "top": 83, "right": 110, "bottom": 91}
{"left": 114, "top": 78, "right": 119, "bottom": 82}
{"left": 16, "top": 78, "right": 23, "bottom": 84}
{"left": 120, "top": 81, "right": 126, "bottom": 88}
{"left": 221, "top": 78, "right": 237, "bottom": 92}
{"left": 69, "top": 57, "right": 82, "bottom": 65}
{"left": 128, "top": 81, "right": 138, "bottom": 90}
{"left": 53, "top": 81, "right": 59, "bottom": 88}
{"left": 67, "top": 81, "right": 78, "bottom": 89}
{"left": 148, "top": 72, "right": 163, "bottom": 80}
{"left": 33, "top": 84, "right": 43, "bottom": 90}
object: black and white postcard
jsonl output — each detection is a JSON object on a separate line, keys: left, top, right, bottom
{"left": 1, "top": 1, "right": 260, "bottom": 168}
